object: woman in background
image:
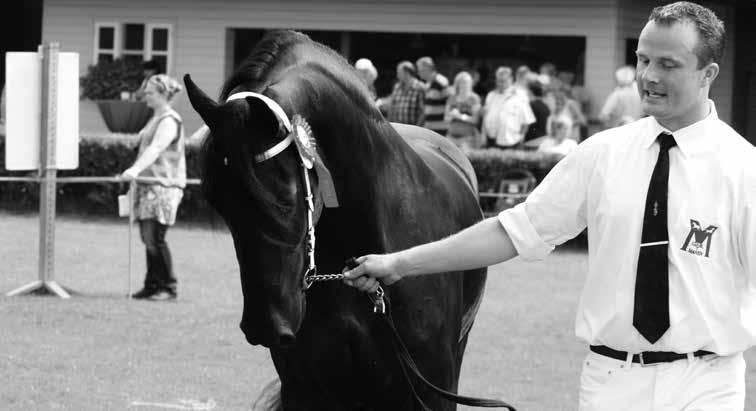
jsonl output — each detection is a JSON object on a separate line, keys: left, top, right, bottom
{"left": 121, "top": 74, "right": 186, "bottom": 300}
{"left": 538, "top": 113, "right": 578, "bottom": 157}
{"left": 444, "top": 71, "right": 481, "bottom": 151}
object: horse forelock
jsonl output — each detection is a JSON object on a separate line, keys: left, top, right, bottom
{"left": 220, "top": 30, "right": 311, "bottom": 100}
{"left": 200, "top": 99, "right": 303, "bottom": 243}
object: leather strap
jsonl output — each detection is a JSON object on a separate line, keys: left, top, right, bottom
{"left": 379, "top": 296, "right": 517, "bottom": 409}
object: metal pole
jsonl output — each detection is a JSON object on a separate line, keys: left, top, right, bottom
{"left": 7, "top": 43, "right": 70, "bottom": 298}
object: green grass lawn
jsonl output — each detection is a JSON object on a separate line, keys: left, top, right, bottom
{"left": 1, "top": 213, "right": 754, "bottom": 410}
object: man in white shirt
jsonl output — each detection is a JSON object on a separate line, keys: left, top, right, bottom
{"left": 343, "top": 2, "right": 755, "bottom": 410}
{"left": 481, "top": 66, "right": 535, "bottom": 149}
{"left": 599, "top": 65, "right": 644, "bottom": 128}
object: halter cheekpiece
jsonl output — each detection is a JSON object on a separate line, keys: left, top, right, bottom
{"left": 225, "top": 91, "right": 342, "bottom": 292}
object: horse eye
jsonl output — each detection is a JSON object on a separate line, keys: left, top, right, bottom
{"left": 223, "top": 157, "right": 228, "bottom": 166}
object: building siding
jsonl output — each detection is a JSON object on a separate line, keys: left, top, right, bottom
{"left": 43, "top": 0, "right": 652, "bottom": 133}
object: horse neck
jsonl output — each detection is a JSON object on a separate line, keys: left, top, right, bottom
{"left": 314, "top": 111, "right": 420, "bottom": 203}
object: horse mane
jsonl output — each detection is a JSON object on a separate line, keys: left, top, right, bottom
{"left": 280, "top": 62, "right": 398, "bottom": 146}
{"left": 220, "top": 29, "right": 309, "bottom": 98}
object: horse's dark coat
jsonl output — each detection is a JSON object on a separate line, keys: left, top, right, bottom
{"left": 185, "top": 30, "right": 488, "bottom": 410}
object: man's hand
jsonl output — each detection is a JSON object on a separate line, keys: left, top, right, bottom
{"left": 342, "top": 254, "right": 403, "bottom": 293}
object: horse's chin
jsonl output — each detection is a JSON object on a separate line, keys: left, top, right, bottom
{"left": 242, "top": 325, "right": 297, "bottom": 349}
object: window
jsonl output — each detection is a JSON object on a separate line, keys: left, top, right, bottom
{"left": 94, "top": 22, "right": 118, "bottom": 64}
{"left": 93, "top": 22, "right": 173, "bottom": 73}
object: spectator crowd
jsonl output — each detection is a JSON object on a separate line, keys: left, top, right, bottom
{"left": 353, "top": 56, "right": 646, "bottom": 158}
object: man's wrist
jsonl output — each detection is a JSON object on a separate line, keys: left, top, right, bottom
{"left": 391, "top": 252, "right": 410, "bottom": 280}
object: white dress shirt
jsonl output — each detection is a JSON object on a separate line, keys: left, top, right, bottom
{"left": 498, "top": 101, "right": 756, "bottom": 355}
{"left": 483, "top": 88, "right": 535, "bottom": 146}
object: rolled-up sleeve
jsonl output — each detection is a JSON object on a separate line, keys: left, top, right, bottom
{"left": 497, "top": 142, "right": 594, "bottom": 260}
{"left": 498, "top": 204, "right": 553, "bottom": 260}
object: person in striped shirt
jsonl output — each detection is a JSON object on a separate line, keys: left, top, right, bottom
{"left": 416, "top": 56, "right": 450, "bottom": 136}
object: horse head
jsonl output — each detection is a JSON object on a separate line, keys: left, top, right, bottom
{"left": 185, "top": 74, "right": 326, "bottom": 348}
{"left": 184, "top": 30, "right": 377, "bottom": 349}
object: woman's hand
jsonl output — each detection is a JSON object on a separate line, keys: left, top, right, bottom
{"left": 120, "top": 167, "right": 139, "bottom": 181}
{"left": 342, "top": 254, "right": 403, "bottom": 293}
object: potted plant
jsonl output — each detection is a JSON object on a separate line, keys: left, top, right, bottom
{"left": 80, "top": 58, "right": 152, "bottom": 133}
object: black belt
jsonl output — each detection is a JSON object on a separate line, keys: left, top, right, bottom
{"left": 590, "top": 345, "right": 714, "bottom": 366}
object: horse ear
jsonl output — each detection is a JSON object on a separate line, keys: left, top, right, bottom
{"left": 184, "top": 74, "right": 219, "bottom": 128}
{"left": 244, "top": 96, "right": 281, "bottom": 135}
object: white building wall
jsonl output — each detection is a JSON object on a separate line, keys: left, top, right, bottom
{"left": 43, "top": 0, "right": 628, "bottom": 133}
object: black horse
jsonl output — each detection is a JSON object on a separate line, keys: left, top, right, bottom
{"left": 185, "top": 30, "right": 491, "bottom": 410}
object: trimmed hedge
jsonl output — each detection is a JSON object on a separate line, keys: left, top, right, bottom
{"left": 0, "top": 135, "right": 562, "bottom": 221}
{"left": 467, "top": 148, "right": 561, "bottom": 191}
{"left": 0, "top": 134, "right": 212, "bottom": 220}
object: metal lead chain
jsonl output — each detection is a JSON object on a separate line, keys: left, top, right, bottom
{"left": 371, "top": 286, "right": 386, "bottom": 314}
{"left": 305, "top": 273, "right": 346, "bottom": 284}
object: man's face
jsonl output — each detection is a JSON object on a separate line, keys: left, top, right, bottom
{"left": 496, "top": 73, "right": 512, "bottom": 90}
{"left": 417, "top": 64, "right": 432, "bottom": 82}
{"left": 635, "top": 20, "right": 718, "bottom": 130}
{"left": 396, "top": 67, "right": 409, "bottom": 84}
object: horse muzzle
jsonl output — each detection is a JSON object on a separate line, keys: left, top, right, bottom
{"left": 241, "top": 322, "right": 296, "bottom": 348}
{"left": 240, "top": 310, "right": 298, "bottom": 348}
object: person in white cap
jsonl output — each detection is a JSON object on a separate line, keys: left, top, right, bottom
{"left": 354, "top": 58, "right": 378, "bottom": 101}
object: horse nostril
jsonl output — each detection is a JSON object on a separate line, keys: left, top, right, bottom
{"left": 277, "top": 331, "right": 296, "bottom": 348}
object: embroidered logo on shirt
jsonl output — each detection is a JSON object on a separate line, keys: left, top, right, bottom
{"left": 680, "top": 219, "right": 718, "bottom": 257}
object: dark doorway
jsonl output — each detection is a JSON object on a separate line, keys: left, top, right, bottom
{"left": 732, "top": 1, "right": 756, "bottom": 144}
{"left": 626, "top": 38, "right": 639, "bottom": 66}
{"left": 0, "top": 1, "right": 43, "bottom": 91}
{"left": 230, "top": 29, "right": 585, "bottom": 98}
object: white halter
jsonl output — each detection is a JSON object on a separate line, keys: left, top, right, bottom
{"left": 226, "top": 91, "right": 319, "bottom": 287}
{"left": 226, "top": 91, "right": 294, "bottom": 163}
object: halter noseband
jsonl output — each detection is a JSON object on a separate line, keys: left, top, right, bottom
{"left": 226, "top": 91, "right": 319, "bottom": 290}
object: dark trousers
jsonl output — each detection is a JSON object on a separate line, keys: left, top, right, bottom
{"left": 138, "top": 219, "right": 176, "bottom": 291}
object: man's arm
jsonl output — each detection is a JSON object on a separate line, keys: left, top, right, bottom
{"left": 415, "top": 90, "right": 426, "bottom": 126}
{"left": 343, "top": 217, "right": 518, "bottom": 290}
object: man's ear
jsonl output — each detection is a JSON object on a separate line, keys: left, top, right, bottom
{"left": 701, "top": 62, "right": 719, "bottom": 87}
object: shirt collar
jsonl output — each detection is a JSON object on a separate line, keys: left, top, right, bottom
{"left": 644, "top": 99, "right": 719, "bottom": 157}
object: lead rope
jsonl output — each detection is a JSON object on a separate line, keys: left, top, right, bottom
{"left": 340, "top": 259, "right": 515, "bottom": 410}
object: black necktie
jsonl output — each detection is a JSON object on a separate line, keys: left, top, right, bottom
{"left": 633, "top": 132, "right": 677, "bottom": 344}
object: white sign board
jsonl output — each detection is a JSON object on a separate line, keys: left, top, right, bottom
{"left": 5, "top": 51, "right": 79, "bottom": 170}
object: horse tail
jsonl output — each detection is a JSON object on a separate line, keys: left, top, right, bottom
{"left": 253, "top": 379, "right": 282, "bottom": 411}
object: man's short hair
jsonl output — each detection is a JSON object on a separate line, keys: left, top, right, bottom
{"left": 515, "top": 65, "right": 531, "bottom": 81}
{"left": 397, "top": 61, "right": 416, "bottom": 76}
{"left": 648, "top": 1, "right": 725, "bottom": 67}
{"left": 495, "top": 66, "right": 512, "bottom": 79}
{"left": 416, "top": 56, "right": 435, "bottom": 70}
{"left": 539, "top": 62, "right": 556, "bottom": 76}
